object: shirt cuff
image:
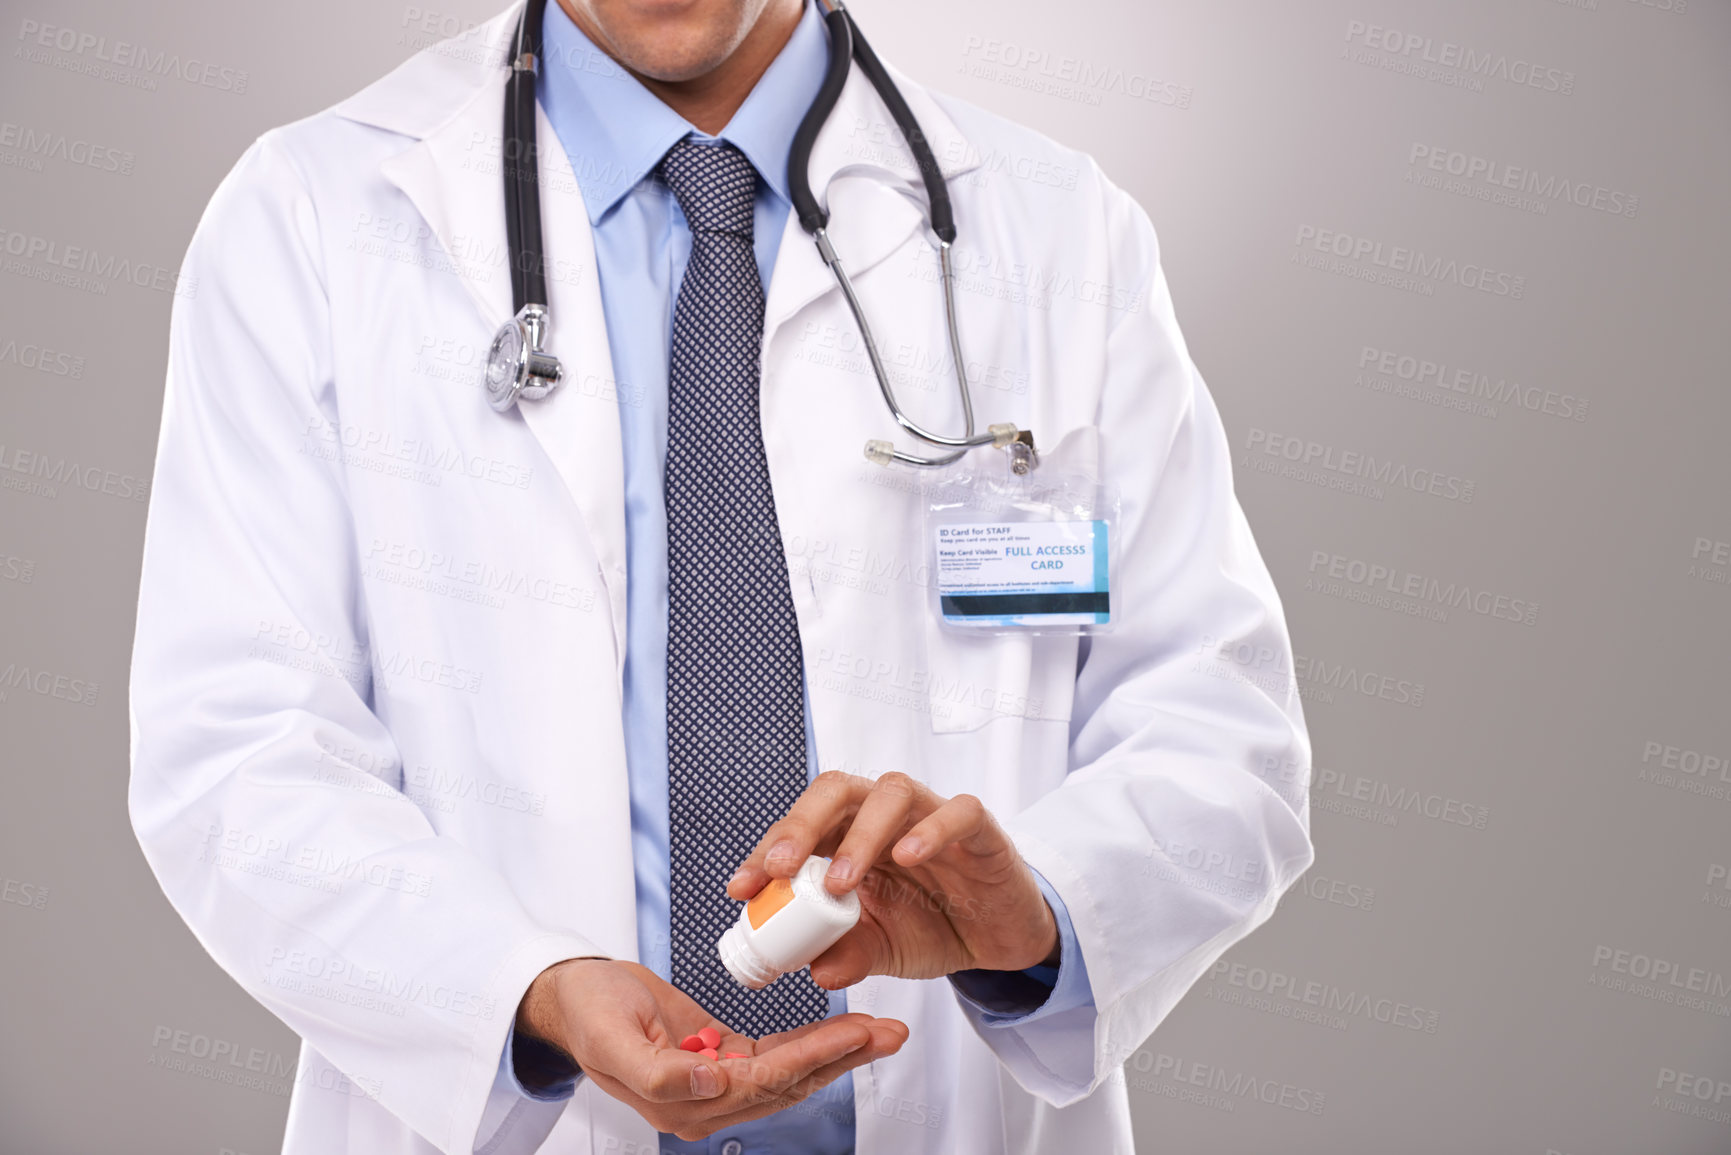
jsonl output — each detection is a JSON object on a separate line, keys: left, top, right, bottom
{"left": 496, "top": 1018, "right": 580, "bottom": 1103}
{"left": 946, "top": 867, "right": 1095, "bottom": 1026}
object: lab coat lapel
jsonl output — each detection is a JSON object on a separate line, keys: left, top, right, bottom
{"left": 373, "top": 52, "right": 631, "bottom": 681}
{"left": 347, "top": 3, "right": 985, "bottom": 683}
{"left": 524, "top": 99, "right": 631, "bottom": 673}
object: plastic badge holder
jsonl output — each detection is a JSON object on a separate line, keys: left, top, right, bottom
{"left": 925, "top": 437, "right": 1119, "bottom": 636}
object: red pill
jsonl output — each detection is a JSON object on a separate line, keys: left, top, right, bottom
{"left": 699, "top": 1047, "right": 719, "bottom": 1060}
{"left": 724, "top": 1051, "right": 749, "bottom": 1059}
{"left": 679, "top": 1035, "right": 705, "bottom": 1052}
{"left": 698, "top": 1027, "right": 722, "bottom": 1049}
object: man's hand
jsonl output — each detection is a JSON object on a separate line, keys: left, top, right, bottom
{"left": 516, "top": 958, "right": 907, "bottom": 1141}
{"left": 725, "top": 771, "right": 1061, "bottom": 989}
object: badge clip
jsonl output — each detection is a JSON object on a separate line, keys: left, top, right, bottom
{"left": 992, "top": 426, "right": 1039, "bottom": 476}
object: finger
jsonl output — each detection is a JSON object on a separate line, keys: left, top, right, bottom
{"left": 662, "top": 1019, "right": 908, "bottom": 1140}
{"left": 652, "top": 975, "right": 857, "bottom": 1056}
{"left": 660, "top": 1025, "right": 867, "bottom": 1137}
{"left": 670, "top": 1050, "right": 854, "bottom": 1143}
{"left": 862, "top": 1017, "right": 910, "bottom": 1056}
{"left": 726, "top": 1018, "right": 902, "bottom": 1107}
{"left": 751, "top": 1011, "right": 879, "bottom": 1052}
{"left": 589, "top": 1025, "right": 729, "bottom": 1105}
{"left": 745, "top": 1020, "right": 910, "bottom": 1105}
{"left": 891, "top": 792, "right": 992, "bottom": 868}
{"left": 726, "top": 771, "right": 873, "bottom": 899}
{"left": 724, "top": 1017, "right": 873, "bottom": 1100}
{"left": 825, "top": 772, "right": 937, "bottom": 894}
{"left": 698, "top": 1019, "right": 909, "bottom": 1132}
{"left": 808, "top": 928, "right": 880, "bottom": 990}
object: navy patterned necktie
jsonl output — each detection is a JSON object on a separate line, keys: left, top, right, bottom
{"left": 660, "top": 138, "right": 828, "bottom": 1037}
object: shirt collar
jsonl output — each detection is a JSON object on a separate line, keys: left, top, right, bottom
{"left": 539, "top": 0, "right": 830, "bottom": 225}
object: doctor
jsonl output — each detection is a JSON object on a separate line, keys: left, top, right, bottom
{"left": 128, "top": 0, "right": 1315, "bottom": 1152}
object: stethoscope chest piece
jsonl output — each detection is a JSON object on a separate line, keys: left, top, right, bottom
{"left": 484, "top": 303, "right": 563, "bottom": 413}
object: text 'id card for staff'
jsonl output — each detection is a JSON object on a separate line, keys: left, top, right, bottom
{"left": 933, "top": 521, "right": 1110, "bottom": 628}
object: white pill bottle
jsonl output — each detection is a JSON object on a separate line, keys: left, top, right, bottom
{"left": 717, "top": 855, "right": 862, "bottom": 990}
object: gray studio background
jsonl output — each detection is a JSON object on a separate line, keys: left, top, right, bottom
{"left": 3, "top": 0, "right": 1728, "bottom": 1151}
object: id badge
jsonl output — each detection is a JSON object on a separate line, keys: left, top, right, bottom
{"left": 925, "top": 431, "right": 1117, "bottom": 636}
{"left": 934, "top": 521, "right": 1109, "bottom": 627}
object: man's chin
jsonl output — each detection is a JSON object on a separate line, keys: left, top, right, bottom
{"left": 611, "top": 39, "right": 745, "bottom": 83}
{"left": 570, "top": 0, "right": 761, "bottom": 83}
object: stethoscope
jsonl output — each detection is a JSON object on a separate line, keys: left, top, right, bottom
{"left": 483, "top": 0, "right": 1038, "bottom": 473}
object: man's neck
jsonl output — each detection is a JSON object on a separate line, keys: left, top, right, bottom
{"left": 556, "top": 1, "right": 805, "bottom": 136}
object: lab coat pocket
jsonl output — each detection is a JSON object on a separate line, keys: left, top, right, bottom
{"left": 922, "top": 618, "right": 1078, "bottom": 733}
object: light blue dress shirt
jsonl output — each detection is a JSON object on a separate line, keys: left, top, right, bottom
{"left": 490, "top": 4, "right": 1095, "bottom": 1151}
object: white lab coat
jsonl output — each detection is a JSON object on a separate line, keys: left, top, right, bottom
{"left": 127, "top": 5, "right": 1314, "bottom": 1153}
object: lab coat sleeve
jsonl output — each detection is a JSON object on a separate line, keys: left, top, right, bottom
{"left": 988, "top": 170, "right": 1316, "bottom": 1104}
{"left": 127, "top": 131, "right": 594, "bottom": 1154}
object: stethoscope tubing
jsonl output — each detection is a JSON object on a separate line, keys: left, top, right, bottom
{"left": 790, "top": 1, "right": 1005, "bottom": 465}
{"left": 506, "top": 0, "right": 550, "bottom": 312}
{"left": 502, "top": 0, "right": 1017, "bottom": 467}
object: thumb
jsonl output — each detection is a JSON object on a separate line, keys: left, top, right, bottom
{"left": 577, "top": 1004, "right": 727, "bottom": 1104}
{"left": 809, "top": 928, "right": 878, "bottom": 989}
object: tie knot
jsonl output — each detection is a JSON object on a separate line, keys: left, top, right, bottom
{"left": 658, "top": 138, "right": 758, "bottom": 239}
